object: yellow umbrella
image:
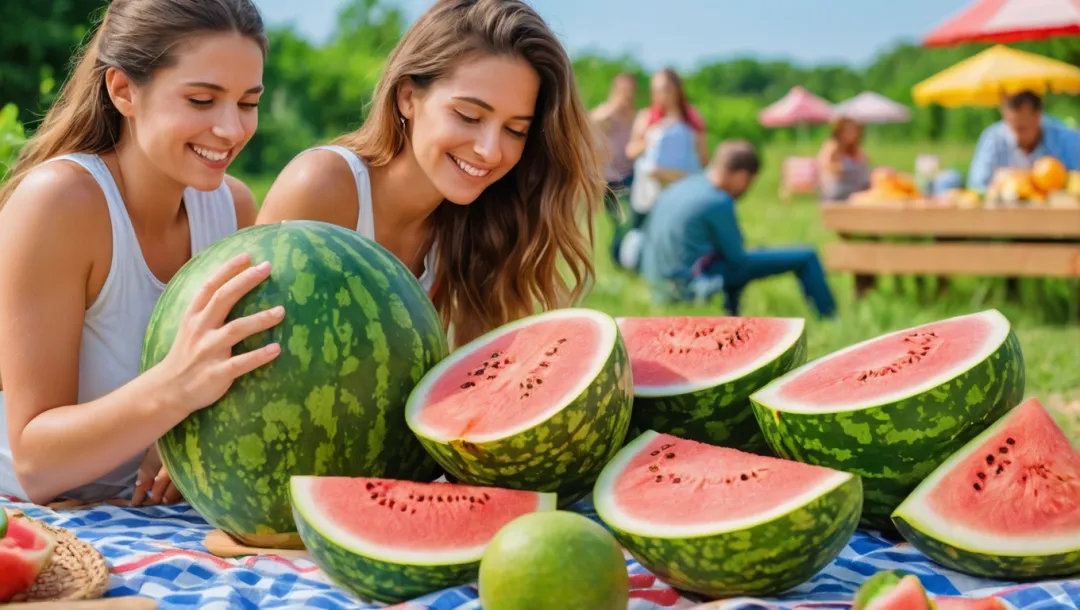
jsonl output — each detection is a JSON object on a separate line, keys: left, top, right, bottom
{"left": 912, "top": 44, "right": 1080, "bottom": 107}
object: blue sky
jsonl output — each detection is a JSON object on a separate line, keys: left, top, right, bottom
{"left": 253, "top": 0, "right": 973, "bottom": 69}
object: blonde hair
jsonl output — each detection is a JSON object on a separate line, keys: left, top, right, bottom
{"left": 335, "top": 0, "right": 605, "bottom": 347}
{"left": 0, "top": 0, "right": 267, "bottom": 208}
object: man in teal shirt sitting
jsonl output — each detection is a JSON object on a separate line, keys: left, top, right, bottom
{"left": 640, "top": 140, "right": 836, "bottom": 318}
{"left": 967, "top": 90, "right": 1080, "bottom": 192}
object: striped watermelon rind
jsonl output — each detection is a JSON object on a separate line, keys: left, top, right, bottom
{"left": 289, "top": 476, "right": 557, "bottom": 603}
{"left": 749, "top": 310, "right": 1025, "bottom": 531}
{"left": 617, "top": 316, "right": 807, "bottom": 454}
{"left": 592, "top": 430, "right": 863, "bottom": 598}
{"left": 142, "top": 221, "right": 448, "bottom": 546}
{"left": 892, "top": 398, "right": 1080, "bottom": 580}
{"left": 404, "top": 308, "right": 634, "bottom": 507}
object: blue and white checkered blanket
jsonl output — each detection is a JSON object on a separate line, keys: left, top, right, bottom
{"left": 3, "top": 497, "right": 1078, "bottom": 609}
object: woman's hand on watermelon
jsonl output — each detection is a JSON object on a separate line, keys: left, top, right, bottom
{"left": 132, "top": 466, "right": 182, "bottom": 506}
{"left": 154, "top": 253, "right": 285, "bottom": 415}
{"left": 130, "top": 447, "right": 183, "bottom": 506}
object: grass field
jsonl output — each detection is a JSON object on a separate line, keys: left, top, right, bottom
{"left": 245, "top": 139, "right": 1080, "bottom": 425}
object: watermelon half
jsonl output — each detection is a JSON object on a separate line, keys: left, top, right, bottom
{"left": 892, "top": 396, "right": 1080, "bottom": 580}
{"left": 405, "top": 308, "right": 634, "bottom": 506}
{"left": 0, "top": 515, "right": 57, "bottom": 603}
{"left": 593, "top": 430, "right": 862, "bottom": 598}
{"left": 750, "top": 309, "right": 1024, "bottom": 530}
{"left": 617, "top": 316, "right": 806, "bottom": 453}
{"left": 290, "top": 476, "right": 556, "bottom": 603}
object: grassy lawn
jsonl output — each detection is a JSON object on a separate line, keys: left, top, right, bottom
{"left": 585, "top": 139, "right": 1080, "bottom": 423}
{"left": 243, "top": 138, "right": 1080, "bottom": 426}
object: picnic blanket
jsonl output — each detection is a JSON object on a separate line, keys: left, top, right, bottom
{"left": 3, "top": 496, "right": 1079, "bottom": 610}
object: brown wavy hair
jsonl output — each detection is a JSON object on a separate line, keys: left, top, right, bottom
{"left": 334, "top": 0, "right": 605, "bottom": 347}
{"left": 0, "top": 0, "right": 267, "bottom": 208}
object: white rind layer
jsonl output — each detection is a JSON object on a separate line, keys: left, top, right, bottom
{"left": 750, "top": 310, "right": 1011, "bottom": 414}
{"left": 893, "top": 409, "right": 1080, "bottom": 556}
{"left": 618, "top": 317, "right": 806, "bottom": 397}
{"left": 404, "top": 308, "right": 619, "bottom": 444}
{"left": 593, "top": 430, "right": 854, "bottom": 539}
{"left": 290, "top": 477, "right": 558, "bottom": 565}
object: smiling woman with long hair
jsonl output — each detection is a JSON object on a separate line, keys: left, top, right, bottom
{"left": 0, "top": 0, "right": 283, "bottom": 506}
{"left": 257, "top": 0, "right": 606, "bottom": 348}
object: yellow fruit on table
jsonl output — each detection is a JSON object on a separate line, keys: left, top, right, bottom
{"left": 1032, "top": 156, "right": 1067, "bottom": 192}
{"left": 1067, "top": 171, "right": 1080, "bottom": 196}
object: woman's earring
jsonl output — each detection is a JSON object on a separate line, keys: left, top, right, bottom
{"left": 400, "top": 116, "right": 407, "bottom": 129}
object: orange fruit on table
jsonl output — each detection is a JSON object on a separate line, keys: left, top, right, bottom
{"left": 1032, "top": 156, "right": 1067, "bottom": 192}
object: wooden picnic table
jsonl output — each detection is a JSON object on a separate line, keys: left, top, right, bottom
{"left": 819, "top": 202, "right": 1080, "bottom": 297}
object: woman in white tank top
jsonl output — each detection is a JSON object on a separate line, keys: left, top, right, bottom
{"left": 0, "top": 0, "right": 283, "bottom": 506}
{"left": 256, "top": 1, "right": 607, "bottom": 350}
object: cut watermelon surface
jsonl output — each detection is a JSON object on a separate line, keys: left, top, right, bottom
{"left": 405, "top": 308, "right": 634, "bottom": 505}
{"left": 852, "top": 571, "right": 931, "bottom": 610}
{"left": 410, "top": 312, "right": 609, "bottom": 442}
{"left": 754, "top": 310, "right": 1011, "bottom": 413}
{"left": 0, "top": 515, "right": 57, "bottom": 603}
{"left": 617, "top": 316, "right": 805, "bottom": 452}
{"left": 893, "top": 396, "right": 1080, "bottom": 579}
{"left": 593, "top": 431, "right": 861, "bottom": 597}
{"left": 290, "top": 476, "right": 556, "bottom": 602}
{"left": 750, "top": 310, "right": 1025, "bottom": 530}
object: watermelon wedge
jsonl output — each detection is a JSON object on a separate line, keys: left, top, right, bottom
{"left": 405, "top": 308, "right": 634, "bottom": 506}
{"left": 616, "top": 316, "right": 806, "bottom": 453}
{"left": 592, "top": 430, "right": 862, "bottom": 598}
{"left": 290, "top": 476, "right": 556, "bottom": 603}
{"left": 853, "top": 570, "right": 932, "bottom": 610}
{"left": 750, "top": 310, "right": 1024, "bottom": 530}
{"left": 892, "top": 396, "right": 1080, "bottom": 580}
{"left": 0, "top": 514, "right": 57, "bottom": 603}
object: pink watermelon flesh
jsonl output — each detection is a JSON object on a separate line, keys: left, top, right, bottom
{"left": 926, "top": 397, "right": 1080, "bottom": 536}
{"left": 775, "top": 313, "right": 994, "bottom": 408}
{"left": 414, "top": 316, "right": 601, "bottom": 438}
{"left": 0, "top": 517, "right": 56, "bottom": 602}
{"left": 618, "top": 316, "right": 797, "bottom": 388}
{"left": 864, "top": 575, "right": 932, "bottom": 610}
{"left": 612, "top": 432, "right": 844, "bottom": 525}
{"left": 307, "top": 477, "right": 551, "bottom": 551}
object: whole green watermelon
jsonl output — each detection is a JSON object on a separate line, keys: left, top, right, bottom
{"left": 141, "top": 220, "right": 448, "bottom": 547}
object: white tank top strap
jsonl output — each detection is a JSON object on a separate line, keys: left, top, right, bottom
{"left": 0, "top": 152, "right": 238, "bottom": 502}
{"left": 307, "top": 145, "right": 374, "bottom": 238}
{"left": 301, "top": 145, "right": 435, "bottom": 292}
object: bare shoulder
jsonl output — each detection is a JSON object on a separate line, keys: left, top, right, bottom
{"left": 0, "top": 161, "right": 109, "bottom": 247}
{"left": 255, "top": 148, "right": 359, "bottom": 229}
{"left": 223, "top": 174, "right": 258, "bottom": 229}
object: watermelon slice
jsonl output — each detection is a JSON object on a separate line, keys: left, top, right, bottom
{"left": 616, "top": 316, "right": 806, "bottom": 453}
{"left": 405, "top": 308, "right": 634, "bottom": 506}
{"left": 289, "top": 476, "right": 556, "bottom": 603}
{"left": 853, "top": 571, "right": 932, "bottom": 610}
{"left": 892, "top": 396, "right": 1080, "bottom": 579}
{"left": 592, "top": 430, "right": 862, "bottom": 598}
{"left": 750, "top": 310, "right": 1025, "bottom": 530}
{"left": 0, "top": 514, "right": 57, "bottom": 603}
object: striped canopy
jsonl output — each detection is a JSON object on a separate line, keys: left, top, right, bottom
{"left": 924, "top": 0, "right": 1080, "bottom": 46}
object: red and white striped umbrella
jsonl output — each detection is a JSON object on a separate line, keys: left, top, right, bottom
{"left": 924, "top": 0, "right": 1080, "bottom": 46}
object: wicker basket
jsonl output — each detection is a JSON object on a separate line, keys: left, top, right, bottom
{"left": 5, "top": 510, "right": 110, "bottom": 603}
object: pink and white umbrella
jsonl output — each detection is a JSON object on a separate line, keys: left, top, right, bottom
{"left": 924, "top": 0, "right": 1080, "bottom": 46}
{"left": 832, "top": 92, "right": 912, "bottom": 124}
{"left": 758, "top": 86, "right": 834, "bottom": 128}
